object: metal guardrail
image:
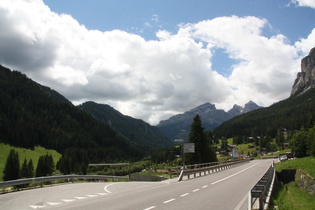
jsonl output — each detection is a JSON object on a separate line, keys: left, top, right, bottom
{"left": 171, "top": 160, "right": 250, "bottom": 181}
{"left": 249, "top": 164, "right": 275, "bottom": 210}
{"left": 0, "top": 175, "right": 129, "bottom": 188}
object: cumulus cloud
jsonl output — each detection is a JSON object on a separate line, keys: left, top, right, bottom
{"left": 0, "top": 0, "right": 313, "bottom": 125}
{"left": 291, "top": 0, "right": 315, "bottom": 9}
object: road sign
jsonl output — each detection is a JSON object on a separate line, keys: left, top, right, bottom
{"left": 184, "top": 143, "right": 195, "bottom": 153}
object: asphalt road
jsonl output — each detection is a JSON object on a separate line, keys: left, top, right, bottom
{"left": 0, "top": 159, "right": 274, "bottom": 210}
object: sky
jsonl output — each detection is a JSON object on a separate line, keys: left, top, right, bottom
{"left": 0, "top": 0, "right": 315, "bottom": 125}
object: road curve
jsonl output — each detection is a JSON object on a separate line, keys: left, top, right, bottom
{"left": 0, "top": 159, "right": 274, "bottom": 210}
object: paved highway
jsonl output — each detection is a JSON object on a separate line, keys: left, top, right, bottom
{"left": 0, "top": 159, "right": 274, "bottom": 210}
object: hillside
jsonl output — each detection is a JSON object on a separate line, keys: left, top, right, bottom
{"left": 78, "top": 101, "right": 172, "bottom": 149}
{"left": 0, "top": 143, "right": 61, "bottom": 181}
{"left": 213, "top": 47, "right": 315, "bottom": 139}
{"left": 213, "top": 88, "right": 315, "bottom": 138}
{"left": 0, "top": 65, "right": 143, "bottom": 174}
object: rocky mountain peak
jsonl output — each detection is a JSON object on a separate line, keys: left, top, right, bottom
{"left": 291, "top": 47, "right": 315, "bottom": 96}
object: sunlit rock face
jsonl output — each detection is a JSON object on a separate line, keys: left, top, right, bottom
{"left": 291, "top": 47, "right": 315, "bottom": 96}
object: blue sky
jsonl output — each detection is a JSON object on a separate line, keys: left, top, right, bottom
{"left": 1, "top": 0, "right": 315, "bottom": 124}
{"left": 43, "top": 0, "right": 315, "bottom": 75}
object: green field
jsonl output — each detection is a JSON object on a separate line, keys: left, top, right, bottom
{"left": 0, "top": 143, "right": 61, "bottom": 181}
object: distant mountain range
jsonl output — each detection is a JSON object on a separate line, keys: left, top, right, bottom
{"left": 78, "top": 101, "right": 172, "bottom": 149}
{"left": 157, "top": 101, "right": 262, "bottom": 140}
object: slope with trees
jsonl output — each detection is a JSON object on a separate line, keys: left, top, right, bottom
{"left": 0, "top": 65, "right": 143, "bottom": 175}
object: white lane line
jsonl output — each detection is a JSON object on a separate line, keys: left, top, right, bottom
{"left": 193, "top": 189, "right": 200, "bottom": 192}
{"left": 47, "top": 202, "right": 61, "bottom": 206}
{"left": 144, "top": 206, "right": 156, "bottom": 210}
{"left": 96, "top": 192, "right": 108, "bottom": 196}
{"left": 86, "top": 194, "right": 98, "bottom": 198}
{"left": 61, "top": 199, "right": 76, "bottom": 202}
{"left": 29, "top": 205, "right": 46, "bottom": 209}
{"left": 180, "top": 193, "right": 189, "bottom": 197}
{"left": 163, "top": 198, "right": 176, "bottom": 204}
{"left": 234, "top": 192, "right": 248, "bottom": 210}
{"left": 104, "top": 183, "right": 115, "bottom": 193}
{"left": 75, "top": 197, "right": 87, "bottom": 200}
{"left": 211, "top": 162, "right": 261, "bottom": 185}
{"left": 202, "top": 185, "right": 208, "bottom": 188}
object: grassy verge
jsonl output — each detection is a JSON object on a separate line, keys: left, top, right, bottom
{"left": 270, "top": 156, "right": 315, "bottom": 209}
{"left": 275, "top": 156, "right": 315, "bottom": 177}
{"left": 0, "top": 143, "right": 62, "bottom": 181}
{"left": 271, "top": 182, "right": 315, "bottom": 210}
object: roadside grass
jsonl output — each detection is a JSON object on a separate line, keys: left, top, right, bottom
{"left": 0, "top": 143, "right": 62, "bottom": 181}
{"left": 270, "top": 156, "right": 315, "bottom": 209}
{"left": 274, "top": 156, "right": 315, "bottom": 177}
{"left": 271, "top": 182, "right": 315, "bottom": 210}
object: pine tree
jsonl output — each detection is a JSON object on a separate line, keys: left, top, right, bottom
{"left": 20, "top": 158, "right": 29, "bottom": 178}
{"left": 28, "top": 159, "right": 34, "bottom": 178}
{"left": 3, "top": 149, "right": 20, "bottom": 181}
{"left": 186, "top": 115, "right": 217, "bottom": 164}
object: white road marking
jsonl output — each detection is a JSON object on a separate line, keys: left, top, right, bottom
{"left": 202, "top": 185, "right": 208, "bottom": 188}
{"left": 61, "top": 199, "right": 75, "bottom": 202}
{"left": 144, "top": 206, "right": 156, "bottom": 210}
{"left": 163, "top": 198, "right": 176, "bottom": 204}
{"left": 75, "top": 196, "right": 87, "bottom": 200}
{"left": 180, "top": 193, "right": 189, "bottom": 197}
{"left": 96, "top": 192, "right": 108, "bottom": 196}
{"left": 211, "top": 162, "right": 261, "bottom": 185}
{"left": 47, "top": 202, "right": 61, "bottom": 206}
{"left": 193, "top": 189, "right": 200, "bottom": 192}
{"left": 86, "top": 194, "right": 98, "bottom": 198}
{"left": 234, "top": 192, "right": 249, "bottom": 210}
{"left": 29, "top": 205, "right": 46, "bottom": 209}
{"left": 104, "top": 183, "right": 115, "bottom": 193}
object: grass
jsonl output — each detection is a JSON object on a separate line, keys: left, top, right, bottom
{"left": 270, "top": 156, "right": 315, "bottom": 209}
{"left": 271, "top": 182, "right": 315, "bottom": 210}
{"left": 0, "top": 143, "right": 62, "bottom": 181}
{"left": 274, "top": 156, "right": 315, "bottom": 177}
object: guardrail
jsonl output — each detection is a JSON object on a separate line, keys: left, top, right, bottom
{"left": 170, "top": 159, "right": 250, "bottom": 181}
{"left": 0, "top": 174, "right": 129, "bottom": 188}
{"left": 248, "top": 164, "right": 275, "bottom": 210}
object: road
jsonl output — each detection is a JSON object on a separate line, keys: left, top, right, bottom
{"left": 0, "top": 159, "right": 274, "bottom": 210}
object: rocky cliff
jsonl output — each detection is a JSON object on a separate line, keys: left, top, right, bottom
{"left": 291, "top": 47, "right": 315, "bottom": 96}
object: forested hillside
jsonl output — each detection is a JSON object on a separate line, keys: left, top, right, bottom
{"left": 78, "top": 101, "right": 172, "bottom": 149}
{"left": 0, "top": 65, "right": 143, "bottom": 174}
{"left": 213, "top": 88, "right": 315, "bottom": 139}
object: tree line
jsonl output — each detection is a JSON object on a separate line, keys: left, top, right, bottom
{"left": 3, "top": 149, "right": 55, "bottom": 182}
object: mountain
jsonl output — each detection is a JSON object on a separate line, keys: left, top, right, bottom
{"left": 78, "top": 101, "right": 172, "bottom": 149}
{"left": 0, "top": 65, "right": 143, "bottom": 174}
{"left": 213, "top": 47, "right": 315, "bottom": 139}
{"left": 291, "top": 47, "right": 315, "bottom": 96}
{"left": 157, "top": 101, "right": 261, "bottom": 140}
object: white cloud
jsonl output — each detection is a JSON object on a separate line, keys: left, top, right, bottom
{"left": 291, "top": 0, "right": 315, "bottom": 9}
{"left": 0, "top": 0, "right": 313, "bottom": 125}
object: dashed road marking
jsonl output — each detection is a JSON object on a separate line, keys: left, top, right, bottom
{"left": 29, "top": 205, "right": 46, "bottom": 209}
{"left": 75, "top": 196, "right": 87, "bottom": 200}
{"left": 163, "top": 198, "right": 176, "bottom": 204}
{"left": 144, "top": 206, "right": 156, "bottom": 210}
{"left": 47, "top": 202, "right": 61, "bottom": 206}
{"left": 96, "top": 192, "right": 108, "bottom": 196}
{"left": 61, "top": 199, "right": 75, "bottom": 202}
{"left": 202, "top": 185, "right": 208, "bottom": 188}
{"left": 193, "top": 189, "right": 200, "bottom": 192}
{"left": 180, "top": 193, "right": 189, "bottom": 197}
{"left": 86, "top": 194, "right": 98, "bottom": 198}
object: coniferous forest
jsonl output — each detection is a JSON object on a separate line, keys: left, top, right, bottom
{"left": 0, "top": 65, "right": 143, "bottom": 175}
